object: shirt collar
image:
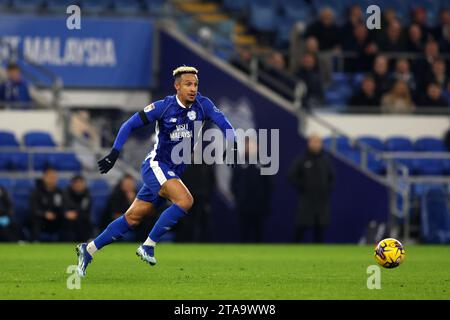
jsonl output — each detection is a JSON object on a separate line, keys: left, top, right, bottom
{"left": 176, "top": 95, "right": 193, "bottom": 109}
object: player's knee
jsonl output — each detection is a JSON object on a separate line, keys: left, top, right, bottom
{"left": 124, "top": 211, "right": 142, "bottom": 227}
{"left": 176, "top": 194, "right": 194, "bottom": 212}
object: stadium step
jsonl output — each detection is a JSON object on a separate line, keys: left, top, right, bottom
{"left": 175, "top": 1, "right": 220, "bottom": 15}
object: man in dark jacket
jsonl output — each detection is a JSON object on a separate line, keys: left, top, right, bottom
{"left": 289, "top": 134, "right": 335, "bottom": 243}
{"left": 61, "top": 175, "right": 92, "bottom": 242}
{"left": 29, "top": 167, "right": 64, "bottom": 241}
{"left": 232, "top": 138, "right": 271, "bottom": 243}
{"left": 0, "top": 186, "right": 20, "bottom": 241}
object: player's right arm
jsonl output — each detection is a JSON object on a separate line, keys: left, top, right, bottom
{"left": 98, "top": 101, "right": 165, "bottom": 174}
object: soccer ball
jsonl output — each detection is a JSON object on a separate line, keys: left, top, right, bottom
{"left": 374, "top": 238, "right": 406, "bottom": 269}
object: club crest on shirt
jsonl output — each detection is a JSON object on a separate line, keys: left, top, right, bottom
{"left": 169, "top": 117, "right": 177, "bottom": 123}
{"left": 187, "top": 110, "right": 196, "bottom": 121}
{"left": 144, "top": 103, "right": 155, "bottom": 113}
{"left": 167, "top": 171, "right": 175, "bottom": 177}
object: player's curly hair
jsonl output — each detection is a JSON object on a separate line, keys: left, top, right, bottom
{"left": 172, "top": 66, "right": 198, "bottom": 78}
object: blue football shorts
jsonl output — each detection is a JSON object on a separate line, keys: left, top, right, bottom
{"left": 136, "top": 159, "right": 183, "bottom": 208}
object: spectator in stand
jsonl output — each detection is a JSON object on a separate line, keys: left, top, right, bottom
{"left": 177, "top": 163, "right": 216, "bottom": 242}
{"left": 341, "top": 4, "right": 364, "bottom": 37}
{"left": 0, "top": 186, "right": 20, "bottom": 241}
{"left": 376, "top": 19, "right": 406, "bottom": 52}
{"left": 289, "top": 134, "right": 335, "bottom": 243}
{"left": 29, "top": 167, "right": 64, "bottom": 241}
{"left": 444, "top": 126, "right": 450, "bottom": 151}
{"left": 410, "top": 7, "right": 432, "bottom": 41}
{"left": 406, "top": 24, "right": 425, "bottom": 53}
{"left": 304, "top": 7, "right": 340, "bottom": 51}
{"left": 230, "top": 46, "right": 253, "bottom": 74}
{"left": 381, "top": 80, "right": 415, "bottom": 114}
{"left": 0, "top": 63, "right": 31, "bottom": 109}
{"left": 433, "top": 9, "right": 450, "bottom": 41}
{"left": 413, "top": 40, "right": 440, "bottom": 85}
{"left": 418, "top": 82, "right": 449, "bottom": 108}
{"left": 371, "top": 55, "right": 391, "bottom": 96}
{"left": 296, "top": 53, "right": 323, "bottom": 108}
{"left": 304, "top": 36, "right": 320, "bottom": 57}
{"left": 61, "top": 175, "right": 92, "bottom": 242}
{"left": 343, "top": 23, "right": 377, "bottom": 72}
{"left": 348, "top": 75, "right": 380, "bottom": 107}
{"left": 427, "top": 58, "right": 448, "bottom": 90}
{"left": 232, "top": 137, "right": 271, "bottom": 243}
{"left": 391, "top": 58, "right": 416, "bottom": 94}
{"left": 260, "top": 51, "right": 296, "bottom": 98}
{"left": 439, "top": 25, "right": 450, "bottom": 54}
{"left": 101, "top": 174, "right": 137, "bottom": 229}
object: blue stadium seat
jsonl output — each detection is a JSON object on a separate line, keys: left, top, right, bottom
{"left": 0, "top": 0, "right": 10, "bottom": 11}
{"left": 23, "top": 131, "right": 56, "bottom": 147}
{"left": 312, "top": 0, "right": 346, "bottom": 24}
{"left": 414, "top": 137, "right": 446, "bottom": 152}
{"left": 45, "top": 0, "right": 75, "bottom": 12}
{"left": 11, "top": 0, "right": 44, "bottom": 12}
{"left": 280, "top": 0, "right": 312, "bottom": 22}
{"left": 49, "top": 153, "right": 82, "bottom": 171}
{"left": 79, "top": 0, "right": 111, "bottom": 14}
{"left": 342, "top": 150, "right": 361, "bottom": 165}
{"left": 0, "top": 131, "right": 20, "bottom": 147}
{"left": 89, "top": 179, "right": 110, "bottom": 194}
{"left": 143, "top": 0, "right": 165, "bottom": 14}
{"left": 14, "top": 178, "right": 35, "bottom": 192}
{"left": 57, "top": 179, "right": 70, "bottom": 189}
{"left": 385, "top": 136, "right": 414, "bottom": 151}
{"left": 357, "top": 136, "right": 385, "bottom": 151}
{"left": 323, "top": 136, "right": 353, "bottom": 152}
{"left": 9, "top": 152, "right": 29, "bottom": 171}
{"left": 443, "top": 159, "right": 450, "bottom": 175}
{"left": 223, "top": 0, "right": 249, "bottom": 12}
{"left": 113, "top": 0, "right": 142, "bottom": 15}
{"left": 351, "top": 72, "right": 365, "bottom": 89}
{"left": 31, "top": 153, "right": 52, "bottom": 171}
{"left": 89, "top": 179, "right": 110, "bottom": 228}
{"left": 393, "top": 158, "right": 415, "bottom": 173}
{"left": 249, "top": 0, "right": 278, "bottom": 33}
{"left": 367, "top": 153, "right": 386, "bottom": 174}
{"left": 0, "top": 153, "right": 10, "bottom": 171}
{"left": 0, "top": 178, "right": 12, "bottom": 191}
{"left": 421, "top": 187, "right": 450, "bottom": 243}
{"left": 413, "top": 159, "right": 445, "bottom": 176}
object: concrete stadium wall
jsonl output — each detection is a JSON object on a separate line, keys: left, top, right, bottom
{"left": 0, "top": 110, "right": 63, "bottom": 145}
{"left": 306, "top": 113, "right": 450, "bottom": 140}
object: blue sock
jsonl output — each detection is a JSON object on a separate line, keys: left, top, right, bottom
{"left": 149, "top": 204, "right": 186, "bottom": 243}
{"left": 93, "top": 215, "right": 132, "bottom": 250}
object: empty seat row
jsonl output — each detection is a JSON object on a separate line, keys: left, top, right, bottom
{"left": 0, "top": 130, "right": 56, "bottom": 148}
{"left": 1, "top": 0, "right": 165, "bottom": 15}
{"left": 324, "top": 136, "right": 448, "bottom": 152}
{"left": 0, "top": 152, "right": 81, "bottom": 171}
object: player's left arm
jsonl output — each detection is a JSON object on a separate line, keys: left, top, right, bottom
{"left": 98, "top": 102, "right": 163, "bottom": 174}
{"left": 202, "top": 97, "right": 237, "bottom": 163}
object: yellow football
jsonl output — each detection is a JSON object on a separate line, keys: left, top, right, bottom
{"left": 374, "top": 238, "right": 406, "bottom": 269}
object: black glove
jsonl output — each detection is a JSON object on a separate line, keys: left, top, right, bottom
{"left": 223, "top": 140, "right": 238, "bottom": 168}
{"left": 98, "top": 148, "right": 120, "bottom": 174}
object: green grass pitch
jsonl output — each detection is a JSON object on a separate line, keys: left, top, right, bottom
{"left": 0, "top": 243, "right": 449, "bottom": 300}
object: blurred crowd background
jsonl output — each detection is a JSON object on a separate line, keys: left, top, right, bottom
{"left": 1, "top": 0, "right": 450, "bottom": 244}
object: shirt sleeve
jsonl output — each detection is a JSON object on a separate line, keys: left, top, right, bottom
{"left": 112, "top": 100, "right": 165, "bottom": 151}
{"left": 202, "top": 97, "right": 236, "bottom": 141}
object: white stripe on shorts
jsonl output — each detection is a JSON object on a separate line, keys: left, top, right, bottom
{"left": 151, "top": 161, "right": 167, "bottom": 186}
